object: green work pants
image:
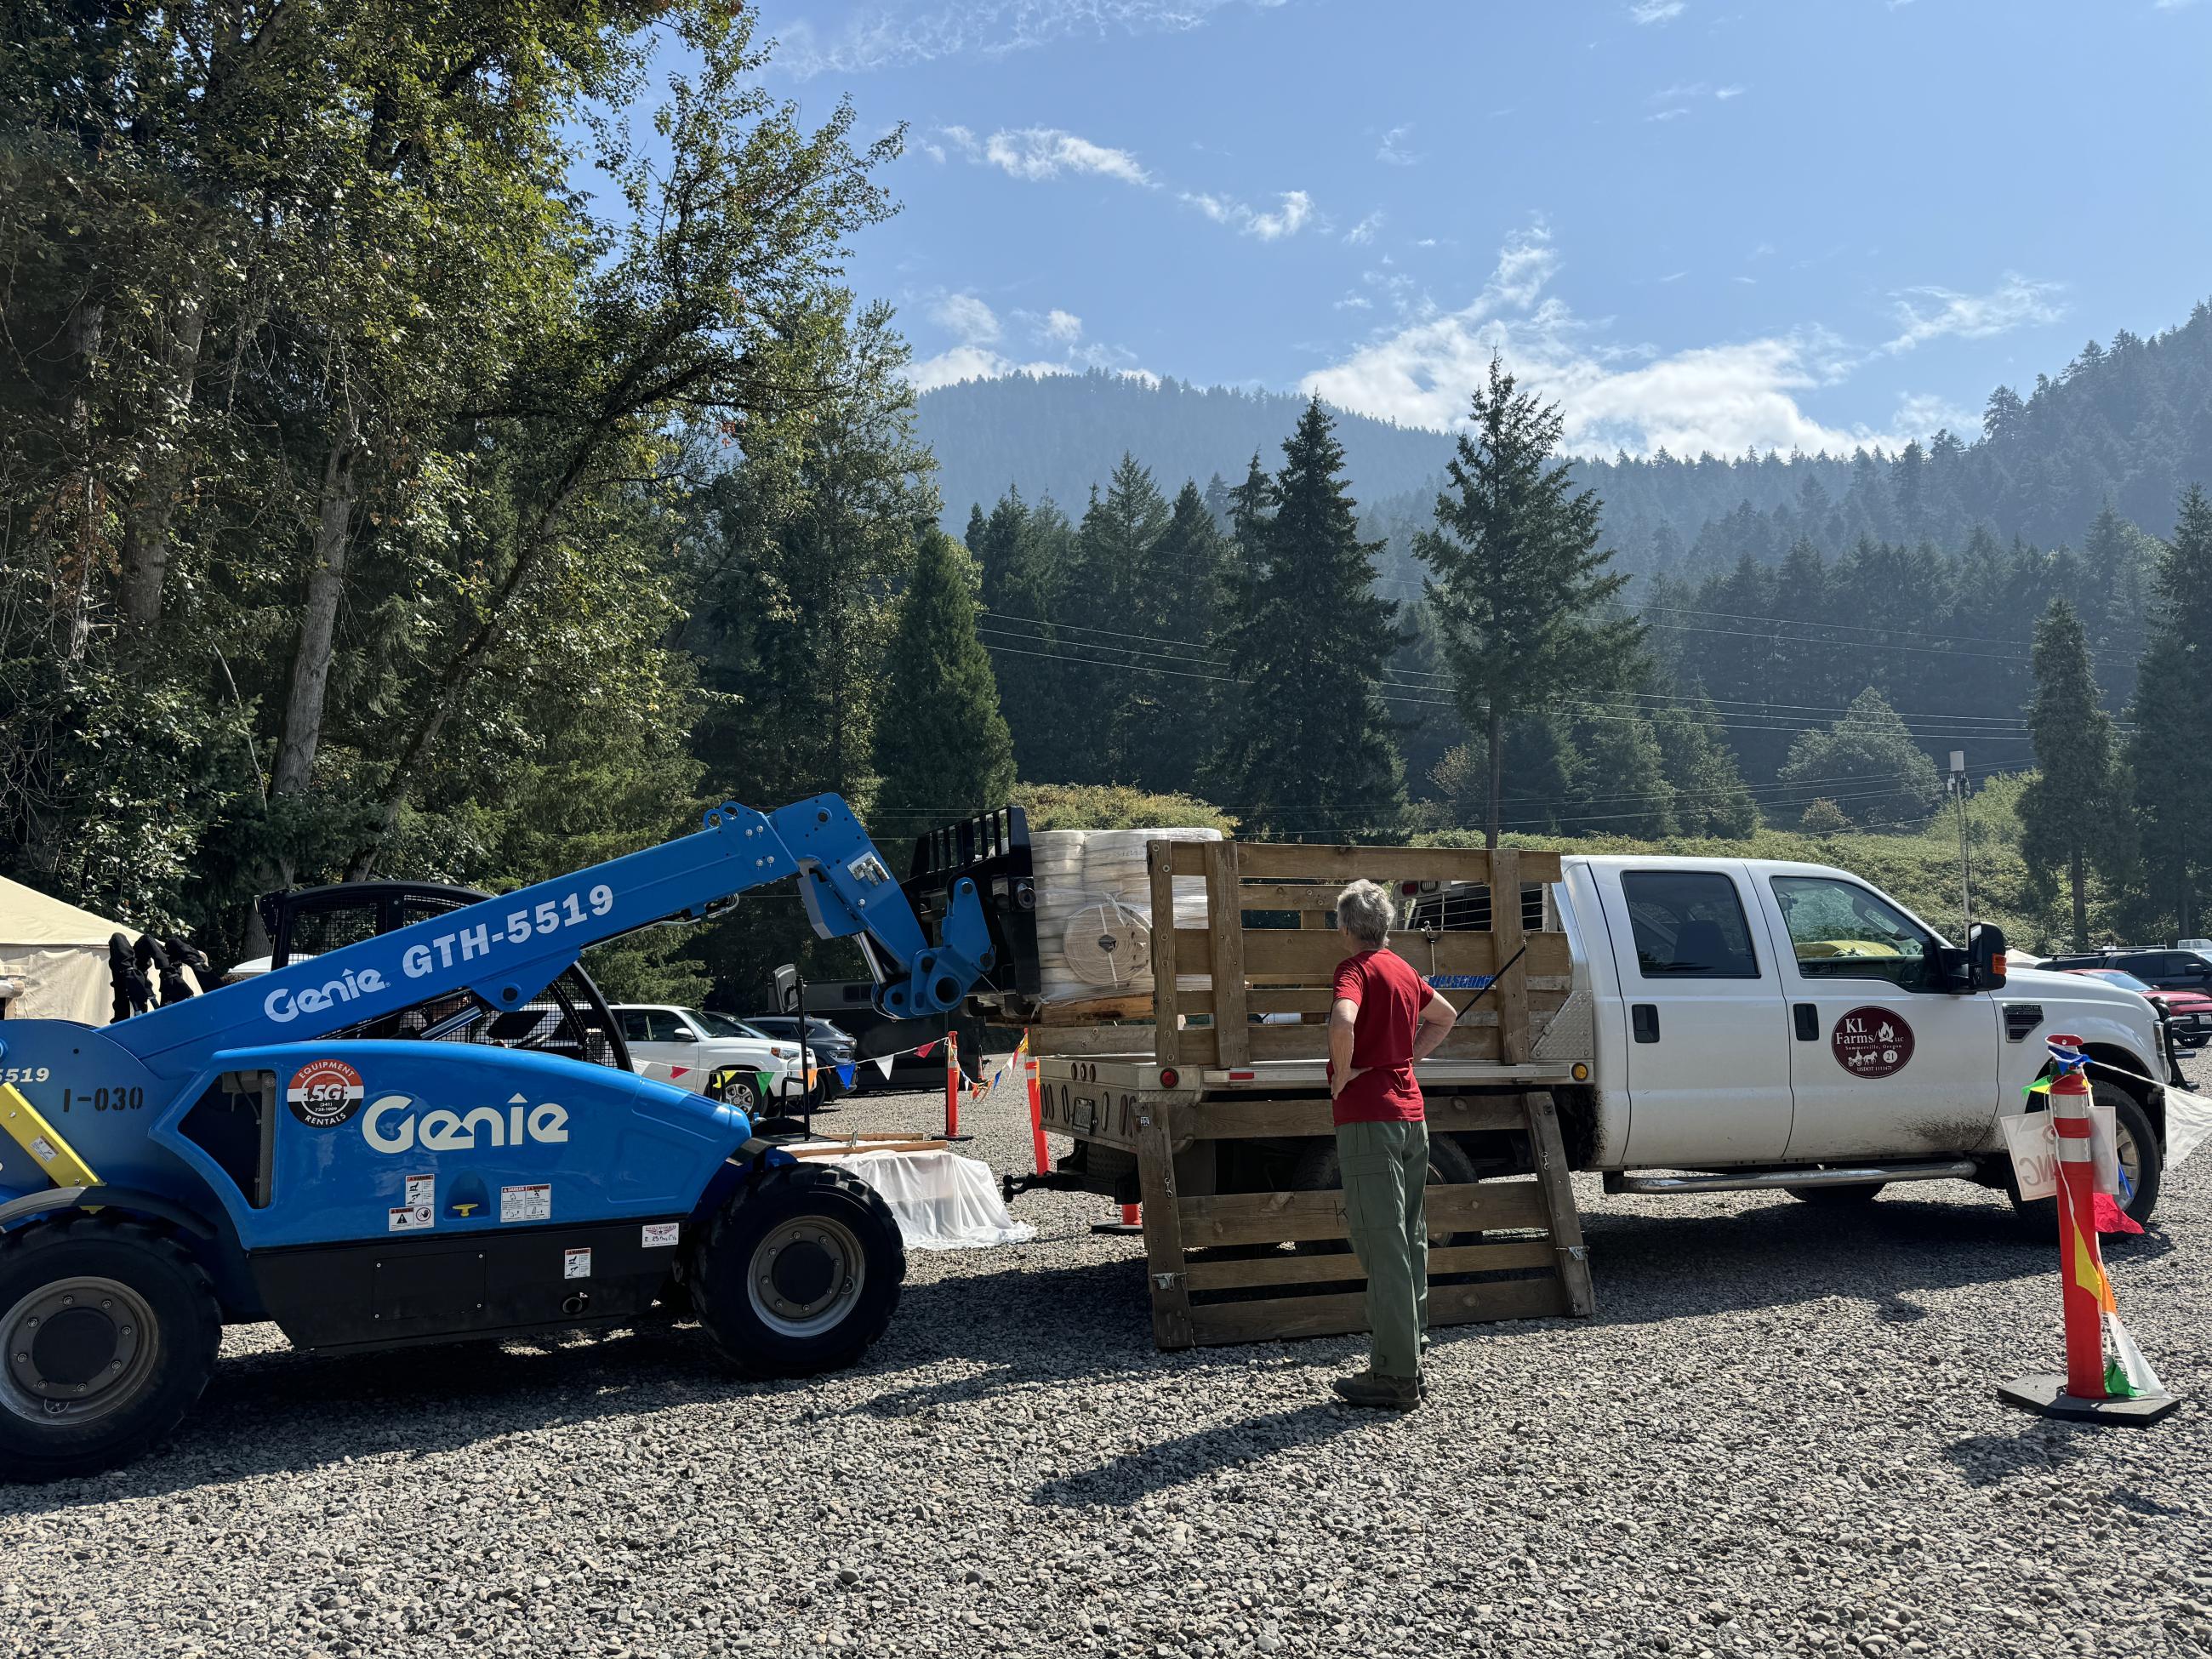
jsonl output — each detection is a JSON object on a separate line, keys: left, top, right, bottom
{"left": 1336, "top": 1118, "right": 1428, "bottom": 1380}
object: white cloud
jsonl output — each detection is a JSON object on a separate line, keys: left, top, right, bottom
{"left": 1343, "top": 210, "right": 1385, "bottom": 246}
{"left": 1647, "top": 107, "right": 1690, "bottom": 122}
{"left": 772, "top": 0, "right": 1286, "bottom": 77}
{"left": 1333, "top": 294, "right": 1372, "bottom": 311}
{"left": 932, "top": 291, "right": 1001, "bottom": 345}
{"left": 1299, "top": 222, "right": 1935, "bottom": 458}
{"left": 1892, "top": 391, "right": 1980, "bottom": 438}
{"left": 1883, "top": 273, "right": 2065, "bottom": 353}
{"left": 1182, "top": 188, "right": 1317, "bottom": 241}
{"left": 1715, "top": 83, "right": 1747, "bottom": 98}
{"left": 1629, "top": 0, "right": 1685, "bottom": 21}
{"left": 939, "top": 125, "right": 1151, "bottom": 185}
{"left": 1377, "top": 123, "right": 1423, "bottom": 166}
{"left": 908, "top": 291, "right": 1143, "bottom": 390}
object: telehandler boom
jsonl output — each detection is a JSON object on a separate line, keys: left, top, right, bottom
{"left": 0, "top": 795, "right": 995, "bottom": 1479}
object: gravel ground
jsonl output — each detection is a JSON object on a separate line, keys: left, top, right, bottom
{"left": 5, "top": 1058, "right": 2210, "bottom": 1659}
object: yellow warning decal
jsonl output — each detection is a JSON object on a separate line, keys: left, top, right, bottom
{"left": 0, "top": 1081, "right": 101, "bottom": 1189}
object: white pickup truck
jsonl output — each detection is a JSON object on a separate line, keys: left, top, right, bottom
{"left": 1030, "top": 854, "right": 2177, "bottom": 1228}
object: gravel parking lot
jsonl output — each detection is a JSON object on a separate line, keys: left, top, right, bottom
{"left": 4, "top": 1059, "right": 2209, "bottom": 1659}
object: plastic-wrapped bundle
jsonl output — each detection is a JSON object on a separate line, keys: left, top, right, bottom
{"left": 1029, "top": 827, "right": 1223, "bottom": 1003}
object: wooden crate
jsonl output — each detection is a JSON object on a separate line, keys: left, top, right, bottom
{"left": 1133, "top": 1089, "right": 1593, "bottom": 1350}
{"left": 1146, "top": 839, "right": 1567, "bottom": 1069}
{"left": 1029, "top": 837, "right": 1591, "bottom": 1351}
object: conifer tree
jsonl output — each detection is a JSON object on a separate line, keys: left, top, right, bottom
{"left": 2128, "top": 487, "right": 2212, "bottom": 935}
{"left": 1652, "top": 690, "right": 1759, "bottom": 837}
{"left": 1063, "top": 454, "right": 1172, "bottom": 784}
{"left": 1120, "top": 480, "right": 1231, "bottom": 794}
{"left": 870, "top": 527, "right": 1016, "bottom": 831}
{"left": 968, "top": 487, "right": 1075, "bottom": 782}
{"left": 1416, "top": 356, "right": 1639, "bottom": 847}
{"left": 1217, "top": 400, "right": 1404, "bottom": 838}
{"left": 2019, "top": 598, "right": 2117, "bottom": 949}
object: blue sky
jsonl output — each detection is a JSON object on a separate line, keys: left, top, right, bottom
{"left": 712, "top": 0, "right": 2212, "bottom": 456}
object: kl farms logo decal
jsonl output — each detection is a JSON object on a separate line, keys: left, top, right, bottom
{"left": 1830, "top": 1007, "right": 1914, "bottom": 1080}
{"left": 288, "top": 1058, "right": 365, "bottom": 1127}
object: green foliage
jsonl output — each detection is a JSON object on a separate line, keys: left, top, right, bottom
{"left": 1799, "top": 799, "right": 1854, "bottom": 835}
{"left": 1415, "top": 356, "right": 1640, "bottom": 845}
{"left": 1017, "top": 784, "right": 1238, "bottom": 834}
{"left": 2126, "top": 487, "right": 2212, "bottom": 937}
{"left": 1776, "top": 688, "right": 1944, "bottom": 829}
{"left": 870, "top": 527, "right": 1017, "bottom": 832}
{"left": 967, "top": 487, "right": 1080, "bottom": 781}
{"left": 2019, "top": 597, "right": 2120, "bottom": 949}
{"left": 1651, "top": 693, "right": 1759, "bottom": 837}
{"left": 1216, "top": 400, "right": 1405, "bottom": 840}
{"left": 1418, "top": 772, "right": 2068, "bottom": 949}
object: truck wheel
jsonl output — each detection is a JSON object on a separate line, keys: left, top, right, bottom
{"left": 1788, "top": 1183, "right": 1886, "bottom": 1206}
{"left": 0, "top": 1215, "right": 219, "bottom": 1482}
{"left": 689, "top": 1165, "right": 905, "bottom": 1377}
{"left": 1288, "top": 1133, "right": 1484, "bottom": 1255}
{"left": 2008, "top": 1082, "right": 2163, "bottom": 1234}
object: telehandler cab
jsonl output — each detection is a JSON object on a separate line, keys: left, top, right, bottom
{"left": 0, "top": 796, "right": 999, "bottom": 1479}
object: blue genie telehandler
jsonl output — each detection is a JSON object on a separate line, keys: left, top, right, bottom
{"left": 0, "top": 796, "right": 1001, "bottom": 1479}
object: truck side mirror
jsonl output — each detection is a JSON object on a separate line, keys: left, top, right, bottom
{"left": 1968, "top": 922, "right": 2007, "bottom": 991}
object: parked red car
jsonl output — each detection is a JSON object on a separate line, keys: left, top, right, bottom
{"left": 2063, "top": 967, "right": 2212, "bottom": 1049}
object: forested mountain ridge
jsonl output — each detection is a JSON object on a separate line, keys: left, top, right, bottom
{"left": 917, "top": 300, "right": 2212, "bottom": 581}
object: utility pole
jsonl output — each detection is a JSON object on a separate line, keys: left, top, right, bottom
{"left": 1949, "top": 750, "right": 1974, "bottom": 936}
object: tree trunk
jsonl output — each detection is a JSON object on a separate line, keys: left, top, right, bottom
{"left": 61, "top": 296, "right": 105, "bottom": 664}
{"left": 2069, "top": 846, "right": 2086, "bottom": 952}
{"left": 1485, "top": 704, "right": 1502, "bottom": 852}
{"left": 271, "top": 425, "right": 360, "bottom": 799}
{"left": 120, "top": 283, "right": 208, "bottom": 633}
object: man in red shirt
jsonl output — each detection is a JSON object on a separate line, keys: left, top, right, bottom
{"left": 1327, "top": 878, "right": 1461, "bottom": 1408}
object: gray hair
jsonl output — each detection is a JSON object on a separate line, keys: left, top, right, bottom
{"left": 1336, "top": 879, "right": 1395, "bottom": 947}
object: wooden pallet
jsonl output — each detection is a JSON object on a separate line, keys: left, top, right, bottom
{"left": 1028, "top": 837, "right": 1593, "bottom": 1351}
{"left": 1131, "top": 1088, "right": 1593, "bottom": 1350}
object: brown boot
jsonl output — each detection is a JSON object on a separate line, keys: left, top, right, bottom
{"left": 1331, "top": 1369, "right": 1422, "bottom": 1410}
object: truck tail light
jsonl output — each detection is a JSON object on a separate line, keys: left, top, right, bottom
{"left": 1226, "top": 1068, "right": 1256, "bottom": 1080}
{"left": 1159, "top": 1069, "right": 1179, "bottom": 1089}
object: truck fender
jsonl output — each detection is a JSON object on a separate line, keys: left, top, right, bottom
{"left": 0, "top": 1183, "right": 259, "bottom": 1320}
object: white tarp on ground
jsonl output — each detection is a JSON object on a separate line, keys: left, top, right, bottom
{"left": 809, "top": 1148, "right": 1035, "bottom": 1251}
{"left": 0, "top": 875, "right": 132, "bottom": 1024}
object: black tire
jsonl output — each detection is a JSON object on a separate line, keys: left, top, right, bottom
{"left": 2008, "top": 1080, "right": 2163, "bottom": 1234}
{"left": 712, "top": 1070, "right": 761, "bottom": 1113}
{"left": 1788, "top": 1182, "right": 1887, "bottom": 1206}
{"left": 688, "top": 1164, "right": 905, "bottom": 1378}
{"left": 0, "top": 1214, "right": 219, "bottom": 1482}
{"left": 1288, "top": 1132, "right": 1484, "bottom": 1256}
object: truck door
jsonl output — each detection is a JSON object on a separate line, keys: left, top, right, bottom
{"left": 1591, "top": 864, "right": 1795, "bottom": 1166}
{"left": 1759, "top": 874, "right": 1998, "bottom": 1161}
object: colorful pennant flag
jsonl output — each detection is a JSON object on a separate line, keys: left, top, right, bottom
{"left": 835, "top": 1063, "right": 856, "bottom": 1089}
{"left": 872, "top": 1055, "right": 895, "bottom": 1082}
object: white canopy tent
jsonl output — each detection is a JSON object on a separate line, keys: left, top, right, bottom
{"left": 0, "top": 876, "right": 193, "bottom": 1025}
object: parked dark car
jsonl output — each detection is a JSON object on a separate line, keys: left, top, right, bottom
{"left": 745, "top": 1016, "right": 860, "bottom": 1095}
{"left": 2059, "top": 968, "right": 2212, "bottom": 1050}
{"left": 2042, "top": 947, "right": 2212, "bottom": 994}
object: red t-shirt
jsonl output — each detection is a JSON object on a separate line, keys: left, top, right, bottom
{"left": 1329, "top": 949, "right": 1429, "bottom": 1126}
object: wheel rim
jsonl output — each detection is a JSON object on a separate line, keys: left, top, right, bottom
{"left": 746, "top": 1215, "right": 866, "bottom": 1338}
{"left": 717, "top": 1075, "right": 757, "bottom": 1111}
{"left": 2, "top": 1275, "right": 161, "bottom": 1426}
{"left": 2114, "top": 1117, "right": 2145, "bottom": 1201}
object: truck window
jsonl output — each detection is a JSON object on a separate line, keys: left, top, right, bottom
{"left": 1769, "top": 876, "right": 1936, "bottom": 991}
{"left": 644, "top": 1009, "right": 692, "bottom": 1042}
{"left": 1621, "top": 871, "right": 1760, "bottom": 978}
{"left": 617, "top": 1010, "right": 651, "bottom": 1044}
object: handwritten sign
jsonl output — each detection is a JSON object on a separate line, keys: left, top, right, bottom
{"left": 2001, "top": 1103, "right": 2120, "bottom": 1201}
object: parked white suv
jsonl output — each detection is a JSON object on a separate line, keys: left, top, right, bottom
{"left": 611, "top": 1005, "right": 802, "bottom": 1113}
